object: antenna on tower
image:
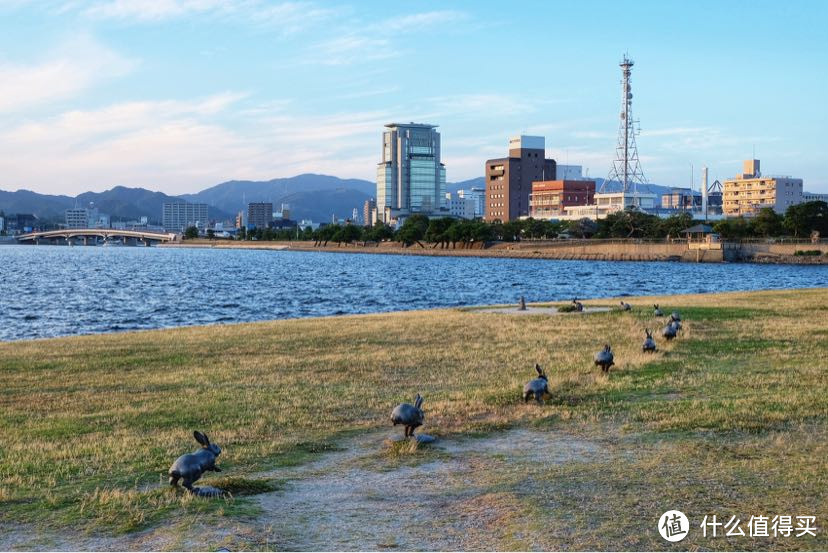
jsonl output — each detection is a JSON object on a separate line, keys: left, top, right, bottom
{"left": 602, "top": 53, "right": 647, "bottom": 207}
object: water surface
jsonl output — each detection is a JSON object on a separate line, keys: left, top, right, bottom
{"left": 0, "top": 245, "right": 824, "bottom": 341}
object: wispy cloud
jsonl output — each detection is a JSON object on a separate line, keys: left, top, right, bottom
{"left": 82, "top": 0, "right": 229, "bottom": 21}
{"left": 0, "top": 34, "right": 135, "bottom": 113}
{"left": 307, "top": 35, "right": 397, "bottom": 66}
{"left": 69, "top": 0, "right": 339, "bottom": 33}
{"left": 376, "top": 10, "right": 468, "bottom": 32}
{"left": 0, "top": 93, "right": 391, "bottom": 193}
{"left": 304, "top": 9, "right": 470, "bottom": 66}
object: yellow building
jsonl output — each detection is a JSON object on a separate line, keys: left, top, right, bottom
{"left": 722, "top": 160, "right": 803, "bottom": 217}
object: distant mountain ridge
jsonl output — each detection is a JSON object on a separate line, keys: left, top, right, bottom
{"left": 0, "top": 186, "right": 233, "bottom": 224}
{"left": 0, "top": 173, "right": 680, "bottom": 226}
{"left": 180, "top": 173, "right": 376, "bottom": 223}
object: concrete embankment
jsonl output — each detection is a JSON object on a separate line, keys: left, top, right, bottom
{"left": 162, "top": 239, "right": 828, "bottom": 264}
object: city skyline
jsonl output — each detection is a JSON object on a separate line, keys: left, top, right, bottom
{"left": 1, "top": 0, "right": 827, "bottom": 196}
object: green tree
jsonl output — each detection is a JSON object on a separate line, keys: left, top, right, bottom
{"left": 500, "top": 220, "right": 522, "bottom": 241}
{"left": 713, "top": 217, "right": 752, "bottom": 240}
{"left": 313, "top": 224, "right": 339, "bottom": 246}
{"left": 566, "top": 218, "right": 598, "bottom": 238}
{"left": 237, "top": 226, "right": 246, "bottom": 240}
{"left": 395, "top": 214, "right": 429, "bottom": 247}
{"left": 657, "top": 212, "right": 694, "bottom": 240}
{"left": 184, "top": 226, "right": 199, "bottom": 239}
{"left": 784, "top": 201, "right": 828, "bottom": 238}
{"left": 425, "top": 218, "right": 454, "bottom": 248}
{"left": 206, "top": 229, "right": 215, "bottom": 240}
{"left": 332, "top": 224, "right": 363, "bottom": 245}
{"left": 365, "top": 223, "right": 394, "bottom": 242}
{"left": 751, "top": 208, "right": 784, "bottom": 237}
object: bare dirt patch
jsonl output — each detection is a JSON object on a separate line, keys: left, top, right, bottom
{"left": 0, "top": 427, "right": 605, "bottom": 551}
{"left": 476, "top": 306, "right": 611, "bottom": 316}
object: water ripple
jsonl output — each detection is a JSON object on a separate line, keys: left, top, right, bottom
{"left": 0, "top": 245, "right": 825, "bottom": 341}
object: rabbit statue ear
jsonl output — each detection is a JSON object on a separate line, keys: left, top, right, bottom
{"left": 193, "top": 431, "right": 207, "bottom": 446}
{"left": 535, "top": 363, "right": 543, "bottom": 376}
{"left": 414, "top": 394, "right": 423, "bottom": 409}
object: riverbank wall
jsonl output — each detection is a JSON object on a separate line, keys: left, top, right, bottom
{"left": 162, "top": 239, "right": 828, "bottom": 264}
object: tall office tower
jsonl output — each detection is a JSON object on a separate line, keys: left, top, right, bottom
{"left": 485, "top": 135, "right": 556, "bottom": 222}
{"left": 376, "top": 123, "right": 446, "bottom": 222}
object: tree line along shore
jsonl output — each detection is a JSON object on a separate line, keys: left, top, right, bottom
{"left": 174, "top": 202, "right": 828, "bottom": 263}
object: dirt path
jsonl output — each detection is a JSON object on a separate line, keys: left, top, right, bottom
{"left": 248, "top": 428, "right": 603, "bottom": 551}
{"left": 1, "top": 428, "right": 606, "bottom": 551}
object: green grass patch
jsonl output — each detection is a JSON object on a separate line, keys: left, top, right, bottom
{"left": 0, "top": 288, "right": 825, "bottom": 547}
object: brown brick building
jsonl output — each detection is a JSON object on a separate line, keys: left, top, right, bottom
{"left": 485, "top": 136, "right": 556, "bottom": 222}
{"left": 529, "top": 180, "right": 596, "bottom": 219}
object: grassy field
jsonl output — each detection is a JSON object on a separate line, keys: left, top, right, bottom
{"left": 0, "top": 288, "right": 826, "bottom": 550}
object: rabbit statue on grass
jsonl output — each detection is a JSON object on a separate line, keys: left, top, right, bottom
{"left": 594, "top": 344, "right": 615, "bottom": 373}
{"left": 523, "top": 364, "right": 551, "bottom": 404}
{"left": 169, "top": 431, "right": 222, "bottom": 494}
{"left": 643, "top": 329, "right": 657, "bottom": 353}
{"left": 391, "top": 394, "right": 425, "bottom": 439}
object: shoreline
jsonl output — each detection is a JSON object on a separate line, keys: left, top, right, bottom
{"left": 160, "top": 239, "right": 828, "bottom": 264}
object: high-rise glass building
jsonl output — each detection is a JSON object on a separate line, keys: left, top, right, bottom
{"left": 376, "top": 123, "right": 446, "bottom": 222}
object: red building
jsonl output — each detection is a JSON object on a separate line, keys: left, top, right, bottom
{"left": 529, "top": 180, "right": 596, "bottom": 219}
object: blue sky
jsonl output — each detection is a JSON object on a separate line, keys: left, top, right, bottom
{"left": 1, "top": 0, "right": 826, "bottom": 195}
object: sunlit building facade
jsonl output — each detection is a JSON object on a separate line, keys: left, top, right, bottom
{"left": 722, "top": 160, "right": 803, "bottom": 216}
{"left": 376, "top": 123, "right": 446, "bottom": 222}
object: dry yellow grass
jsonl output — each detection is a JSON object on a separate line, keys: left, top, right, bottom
{"left": 0, "top": 288, "right": 826, "bottom": 550}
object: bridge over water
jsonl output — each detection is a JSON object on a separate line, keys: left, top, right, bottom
{"left": 17, "top": 229, "right": 178, "bottom": 246}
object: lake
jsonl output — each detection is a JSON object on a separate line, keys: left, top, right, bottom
{"left": 0, "top": 245, "right": 825, "bottom": 341}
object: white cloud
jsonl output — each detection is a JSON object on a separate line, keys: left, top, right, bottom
{"left": 78, "top": 0, "right": 339, "bottom": 32}
{"left": 424, "top": 94, "right": 534, "bottom": 118}
{"left": 0, "top": 93, "right": 393, "bottom": 194}
{"left": 304, "top": 9, "right": 470, "bottom": 66}
{"left": 0, "top": 35, "right": 135, "bottom": 113}
{"left": 82, "top": 0, "right": 226, "bottom": 20}
{"left": 376, "top": 10, "right": 467, "bottom": 32}
{"left": 307, "top": 35, "right": 397, "bottom": 66}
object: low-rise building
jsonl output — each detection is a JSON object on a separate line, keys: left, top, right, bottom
{"left": 529, "top": 180, "right": 596, "bottom": 219}
{"left": 445, "top": 192, "right": 476, "bottom": 219}
{"left": 723, "top": 159, "right": 803, "bottom": 216}
{"left": 802, "top": 191, "right": 828, "bottom": 203}
{"left": 592, "top": 191, "right": 658, "bottom": 217}
{"left": 247, "top": 202, "right": 273, "bottom": 230}
{"left": 662, "top": 188, "right": 701, "bottom": 210}
{"left": 456, "top": 187, "right": 486, "bottom": 218}
{"left": 163, "top": 202, "right": 209, "bottom": 232}
{"left": 65, "top": 208, "right": 89, "bottom": 229}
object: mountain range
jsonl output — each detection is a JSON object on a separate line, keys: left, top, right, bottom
{"left": 0, "top": 174, "right": 676, "bottom": 225}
